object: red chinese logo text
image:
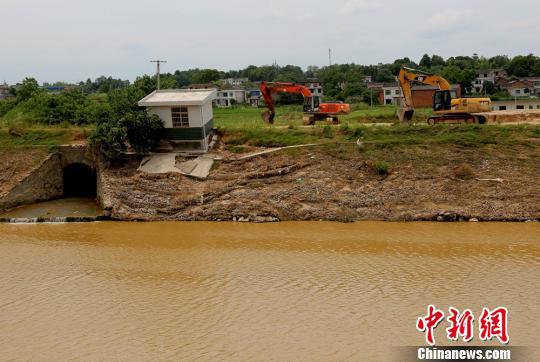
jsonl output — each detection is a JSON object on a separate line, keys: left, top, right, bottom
{"left": 416, "top": 306, "right": 509, "bottom": 345}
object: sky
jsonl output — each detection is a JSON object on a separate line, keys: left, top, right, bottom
{"left": 1, "top": 0, "right": 539, "bottom": 84}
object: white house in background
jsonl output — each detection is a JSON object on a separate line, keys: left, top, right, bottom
{"left": 215, "top": 89, "right": 246, "bottom": 107}
{"left": 382, "top": 83, "right": 402, "bottom": 105}
{"left": 529, "top": 77, "right": 540, "bottom": 95}
{"left": 491, "top": 98, "right": 540, "bottom": 111}
{"left": 138, "top": 89, "right": 216, "bottom": 151}
{"left": 505, "top": 80, "right": 532, "bottom": 98}
{"left": 473, "top": 68, "right": 508, "bottom": 93}
{"left": 247, "top": 89, "right": 263, "bottom": 107}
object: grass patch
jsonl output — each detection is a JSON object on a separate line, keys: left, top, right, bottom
{"left": 221, "top": 127, "right": 321, "bottom": 147}
{"left": 213, "top": 105, "right": 433, "bottom": 130}
{"left": 0, "top": 127, "right": 85, "bottom": 147}
{"left": 322, "top": 125, "right": 335, "bottom": 138}
{"left": 373, "top": 161, "right": 391, "bottom": 175}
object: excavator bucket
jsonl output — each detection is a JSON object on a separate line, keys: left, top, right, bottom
{"left": 262, "top": 111, "right": 275, "bottom": 124}
{"left": 397, "top": 108, "right": 414, "bottom": 123}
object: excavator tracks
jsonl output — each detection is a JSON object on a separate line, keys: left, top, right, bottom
{"left": 427, "top": 114, "right": 487, "bottom": 125}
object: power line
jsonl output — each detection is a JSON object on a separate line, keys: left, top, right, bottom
{"left": 150, "top": 60, "right": 167, "bottom": 90}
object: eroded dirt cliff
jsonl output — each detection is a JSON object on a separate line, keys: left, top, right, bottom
{"left": 100, "top": 143, "right": 540, "bottom": 222}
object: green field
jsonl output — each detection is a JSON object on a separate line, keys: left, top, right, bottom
{"left": 0, "top": 127, "right": 89, "bottom": 148}
{"left": 1, "top": 104, "right": 538, "bottom": 151}
{"left": 213, "top": 105, "right": 540, "bottom": 152}
{"left": 214, "top": 104, "right": 434, "bottom": 130}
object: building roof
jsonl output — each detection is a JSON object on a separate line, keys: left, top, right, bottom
{"left": 506, "top": 80, "right": 531, "bottom": 89}
{"left": 185, "top": 83, "right": 218, "bottom": 90}
{"left": 367, "top": 82, "right": 384, "bottom": 89}
{"left": 138, "top": 89, "right": 216, "bottom": 107}
{"left": 519, "top": 77, "right": 540, "bottom": 81}
{"left": 219, "top": 89, "right": 246, "bottom": 92}
{"left": 382, "top": 83, "right": 399, "bottom": 88}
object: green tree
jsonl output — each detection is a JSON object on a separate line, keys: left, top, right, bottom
{"left": 89, "top": 119, "right": 128, "bottom": 161}
{"left": 488, "top": 55, "right": 510, "bottom": 68}
{"left": 431, "top": 54, "right": 446, "bottom": 67}
{"left": 507, "top": 54, "right": 540, "bottom": 77}
{"left": 89, "top": 110, "right": 163, "bottom": 160}
{"left": 419, "top": 54, "right": 432, "bottom": 68}
{"left": 16, "top": 77, "right": 40, "bottom": 102}
{"left": 191, "top": 69, "right": 222, "bottom": 84}
{"left": 121, "top": 111, "right": 163, "bottom": 153}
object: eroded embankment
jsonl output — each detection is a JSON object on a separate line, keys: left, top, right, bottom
{"left": 99, "top": 143, "right": 540, "bottom": 222}
{"left": 2, "top": 139, "right": 539, "bottom": 222}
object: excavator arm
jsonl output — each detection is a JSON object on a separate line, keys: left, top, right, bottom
{"left": 398, "top": 66, "right": 451, "bottom": 122}
{"left": 259, "top": 82, "right": 313, "bottom": 124}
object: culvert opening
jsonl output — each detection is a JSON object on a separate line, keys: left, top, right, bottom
{"left": 63, "top": 163, "right": 96, "bottom": 198}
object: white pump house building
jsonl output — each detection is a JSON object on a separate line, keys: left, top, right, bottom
{"left": 138, "top": 89, "right": 216, "bottom": 151}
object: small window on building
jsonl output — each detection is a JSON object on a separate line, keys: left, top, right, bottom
{"left": 529, "top": 105, "right": 533, "bottom": 109}
{"left": 499, "top": 106, "right": 506, "bottom": 110}
{"left": 385, "top": 90, "right": 391, "bottom": 95}
{"left": 516, "top": 105, "right": 524, "bottom": 110}
{"left": 395, "top": 89, "right": 401, "bottom": 95}
{"left": 385, "top": 99, "right": 392, "bottom": 105}
{"left": 172, "top": 107, "right": 189, "bottom": 128}
{"left": 516, "top": 90, "right": 521, "bottom": 94}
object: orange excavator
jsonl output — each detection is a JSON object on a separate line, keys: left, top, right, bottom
{"left": 259, "top": 81, "right": 350, "bottom": 125}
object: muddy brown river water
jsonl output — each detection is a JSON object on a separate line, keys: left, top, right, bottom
{"left": 0, "top": 222, "right": 539, "bottom": 361}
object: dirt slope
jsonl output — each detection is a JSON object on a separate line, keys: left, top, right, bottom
{"left": 0, "top": 148, "right": 50, "bottom": 197}
{"left": 101, "top": 143, "right": 540, "bottom": 222}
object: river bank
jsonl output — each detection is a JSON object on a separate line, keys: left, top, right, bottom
{"left": 1, "top": 125, "right": 539, "bottom": 222}
{"left": 99, "top": 144, "right": 539, "bottom": 222}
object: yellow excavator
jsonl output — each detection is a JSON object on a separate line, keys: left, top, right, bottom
{"left": 397, "top": 67, "right": 492, "bottom": 124}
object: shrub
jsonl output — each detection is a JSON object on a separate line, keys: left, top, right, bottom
{"left": 373, "top": 161, "right": 391, "bottom": 176}
{"left": 0, "top": 99, "right": 17, "bottom": 117}
{"left": 352, "top": 127, "right": 365, "bottom": 138}
{"left": 338, "top": 123, "right": 350, "bottom": 134}
{"left": 322, "top": 125, "right": 335, "bottom": 138}
{"left": 120, "top": 111, "right": 163, "bottom": 153}
{"left": 89, "top": 110, "right": 163, "bottom": 161}
{"left": 89, "top": 119, "right": 127, "bottom": 161}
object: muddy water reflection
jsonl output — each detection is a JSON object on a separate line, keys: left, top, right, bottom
{"left": 0, "top": 222, "right": 538, "bottom": 360}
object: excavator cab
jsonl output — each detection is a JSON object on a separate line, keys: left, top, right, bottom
{"left": 303, "top": 96, "right": 320, "bottom": 113}
{"left": 433, "top": 90, "right": 453, "bottom": 112}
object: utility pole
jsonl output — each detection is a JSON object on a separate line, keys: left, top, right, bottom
{"left": 329, "top": 48, "right": 332, "bottom": 66}
{"left": 150, "top": 60, "right": 167, "bottom": 90}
